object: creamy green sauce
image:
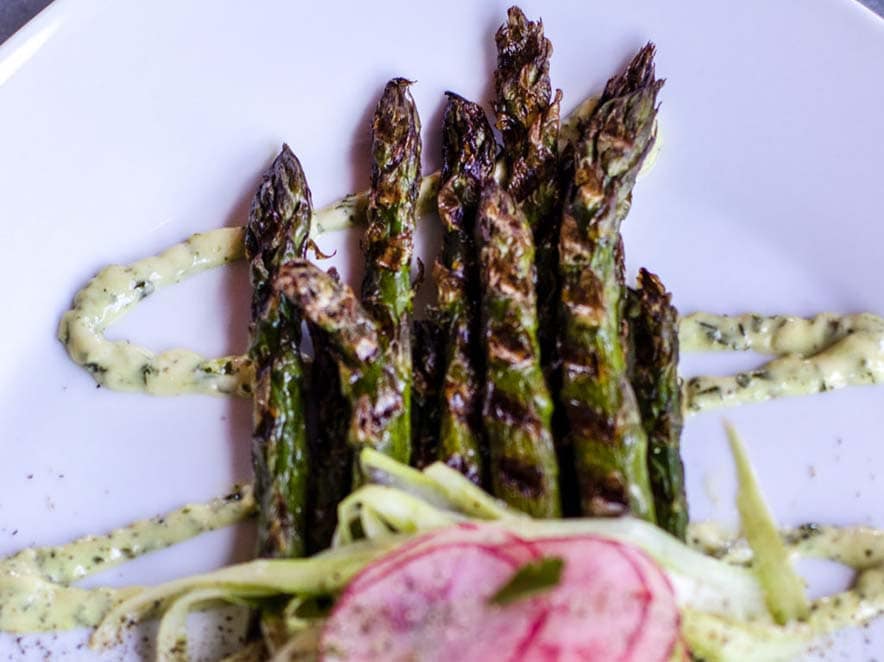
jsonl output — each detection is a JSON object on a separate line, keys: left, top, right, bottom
{"left": 680, "top": 312, "right": 884, "bottom": 355}
{"left": 0, "top": 486, "right": 254, "bottom": 632}
{"left": 58, "top": 228, "right": 253, "bottom": 397}
{"left": 680, "top": 313, "right": 884, "bottom": 413}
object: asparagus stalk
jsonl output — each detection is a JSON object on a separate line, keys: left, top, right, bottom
{"left": 305, "top": 268, "right": 353, "bottom": 553}
{"left": 433, "top": 92, "right": 496, "bottom": 484}
{"left": 244, "top": 145, "right": 312, "bottom": 558}
{"left": 494, "top": 6, "right": 563, "bottom": 372}
{"left": 627, "top": 268, "right": 687, "bottom": 540}
{"left": 478, "top": 181, "right": 560, "bottom": 518}
{"left": 275, "top": 262, "right": 406, "bottom": 472}
{"left": 494, "top": 6, "right": 560, "bottom": 219}
{"left": 598, "top": 43, "right": 661, "bottom": 287}
{"left": 558, "top": 45, "right": 662, "bottom": 520}
{"left": 360, "top": 77, "right": 422, "bottom": 466}
{"left": 410, "top": 319, "right": 443, "bottom": 469}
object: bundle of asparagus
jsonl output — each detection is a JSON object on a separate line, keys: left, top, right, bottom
{"left": 244, "top": 7, "right": 687, "bottom": 569}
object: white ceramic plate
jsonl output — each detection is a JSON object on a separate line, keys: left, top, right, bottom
{"left": 1, "top": 0, "right": 883, "bottom": 659}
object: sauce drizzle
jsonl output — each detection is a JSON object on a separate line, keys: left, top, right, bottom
{"left": 0, "top": 486, "right": 254, "bottom": 632}
{"left": 681, "top": 313, "right": 884, "bottom": 413}
{"left": 60, "top": 256, "right": 884, "bottom": 415}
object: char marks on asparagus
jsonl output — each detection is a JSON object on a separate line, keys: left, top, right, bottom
{"left": 494, "top": 6, "right": 563, "bottom": 376}
{"left": 276, "top": 261, "right": 409, "bottom": 471}
{"left": 479, "top": 181, "right": 561, "bottom": 518}
{"left": 557, "top": 44, "right": 662, "bottom": 520}
{"left": 245, "top": 144, "right": 313, "bottom": 558}
{"left": 433, "top": 92, "right": 496, "bottom": 485}
{"left": 360, "top": 78, "right": 423, "bottom": 467}
{"left": 628, "top": 268, "right": 687, "bottom": 540}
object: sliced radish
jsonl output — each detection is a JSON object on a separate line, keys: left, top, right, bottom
{"left": 525, "top": 537, "right": 679, "bottom": 662}
{"left": 320, "top": 526, "right": 680, "bottom": 662}
{"left": 321, "top": 541, "right": 543, "bottom": 661}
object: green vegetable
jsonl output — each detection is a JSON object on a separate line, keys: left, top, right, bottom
{"left": 479, "top": 181, "right": 561, "bottom": 518}
{"left": 360, "top": 77, "right": 422, "bottom": 467}
{"left": 358, "top": 445, "right": 457, "bottom": 511}
{"left": 357, "top": 447, "right": 519, "bottom": 523}
{"left": 726, "top": 423, "right": 810, "bottom": 624}
{"left": 557, "top": 45, "right": 662, "bottom": 520}
{"left": 494, "top": 6, "right": 563, "bottom": 373}
{"left": 591, "top": 43, "right": 663, "bottom": 236}
{"left": 433, "top": 92, "right": 496, "bottom": 484}
{"left": 275, "top": 262, "right": 379, "bottom": 367}
{"left": 244, "top": 144, "right": 312, "bottom": 558}
{"left": 627, "top": 268, "right": 687, "bottom": 539}
{"left": 489, "top": 556, "right": 564, "bottom": 606}
{"left": 274, "top": 261, "right": 404, "bottom": 474}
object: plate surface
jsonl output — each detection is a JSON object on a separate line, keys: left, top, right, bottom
{"left": 1, "top": 0, "right": 883, "bottom": 659}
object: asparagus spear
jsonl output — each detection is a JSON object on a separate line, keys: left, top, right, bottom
{"left": 494, "top": 6, "right": 563, "bottom": 371}
{"left": 275, "top": 262, "right": 406, "bottom": 471}
{"left": 433, "top": 92, "right": 496, "bottom": 484}
{"left": 558, "top": 45, "right": 662, "bottom": 520}
{"left": 478, "top": 181, "right": 560, "bottom": 518}
{"left": 360, "top": 78, "right": 422, "bottom": 466}
{"left": 627, "top": 269, "right": 687, "bottom": 540}
{"left": 494, "top": 6, "right": 560, "bottom": 217}
{"left": 596, "top": 43, "right": 661, "bottom": 286}
{"left": 411, "top": 319, "right": 443, "bottom": 470}
{"left": 305, "top": 270, "right": 353, "bottom": 554}
{"left": 244, "top": 145, "right": 312, "bottom": 558}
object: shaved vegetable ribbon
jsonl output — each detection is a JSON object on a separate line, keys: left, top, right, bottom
{"left": 726, "top": 423, "right": 810, "bottom": 624}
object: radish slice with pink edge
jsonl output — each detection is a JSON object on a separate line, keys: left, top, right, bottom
{"left": 320, "top": 525, "right": 680, "bottom": 662}
{"left": 523, "top": 536, "right": 680, "bottom": 662}
{"left": 320, "top": 540, "right": 544, "bottom": 661}
{"left": 615, "top": 543, "right": 681, "bottom": 661}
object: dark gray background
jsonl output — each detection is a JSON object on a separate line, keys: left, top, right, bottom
{"left": 1, "top": 0, "right": 52, "bottom": 43}
{"left": 1, "top": 0, "right": 882, "bottom": 44}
